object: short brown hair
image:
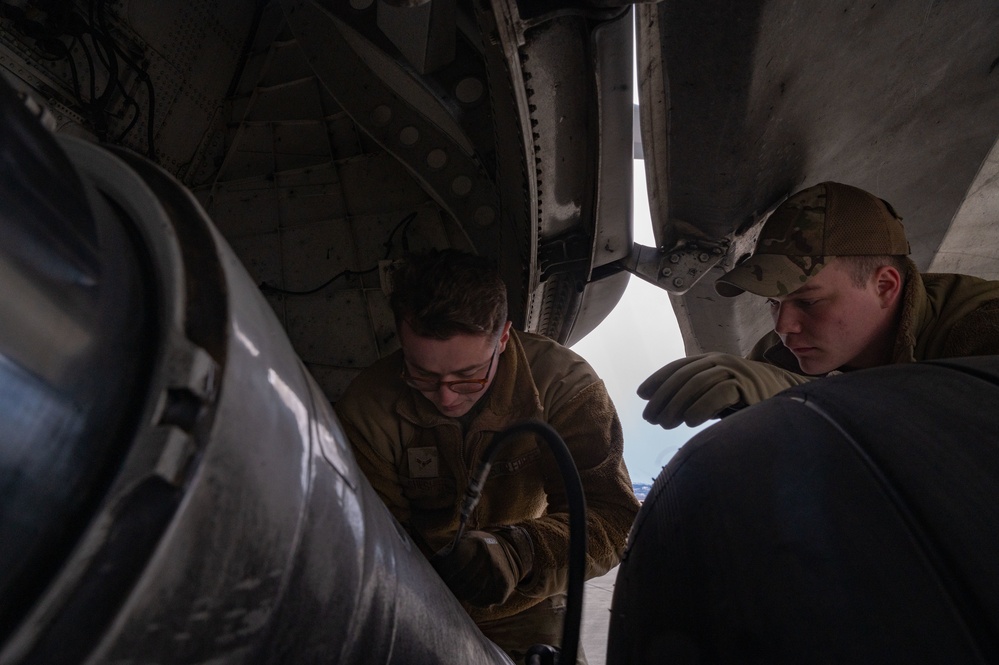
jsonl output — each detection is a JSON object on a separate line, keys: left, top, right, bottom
{"left": 390, "top": 249, "right": 508, "bottom": 339}
{"left": 836, "top": 255, "right": 912, "bottom": 288}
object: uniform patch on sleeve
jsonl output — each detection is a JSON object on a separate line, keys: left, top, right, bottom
{"left": 407, "top": 446, "right": 439, "bottom": 478}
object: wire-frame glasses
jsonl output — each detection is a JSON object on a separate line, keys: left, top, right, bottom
{"left": 401, "top": 344, "right": 498, "bottom": 394}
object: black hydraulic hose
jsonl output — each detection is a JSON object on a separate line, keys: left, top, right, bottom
{"left": 443, "top": 420, "right": 587, "bottom": 665}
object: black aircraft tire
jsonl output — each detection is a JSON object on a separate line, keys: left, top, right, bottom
{"left": 609, "top": 356, "right": 999, "bottom": 665}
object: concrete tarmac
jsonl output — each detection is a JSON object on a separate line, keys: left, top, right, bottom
{"left": 580, "top": 565, "right": 619, "bottom": 665}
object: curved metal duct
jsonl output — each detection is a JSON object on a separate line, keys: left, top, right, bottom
{"left": 0, "top": 80, "right": 511, "bottom": 665}
{"left": 0, "top": 77, "right": 158, "bottom": 646}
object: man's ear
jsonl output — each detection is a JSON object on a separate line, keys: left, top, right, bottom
{"left": 874, "top": 265, "right": 902, "bottom": 307}
{"left": 497, "top": 321, "right": 513, "bottom": 352}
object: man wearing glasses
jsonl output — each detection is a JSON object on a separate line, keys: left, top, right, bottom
{"left": 335, "top": 249, "right": 640, "bottom": 664}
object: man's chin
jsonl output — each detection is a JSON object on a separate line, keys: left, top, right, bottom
{"left": 796, "top": 358, "right": 836, "bottom": 376}
{"left": 437, "top": 403, "right": 471, "bottom": 417}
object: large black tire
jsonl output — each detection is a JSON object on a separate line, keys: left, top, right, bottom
{"left": 609, "top": 357, "right": 999, "bottom": 664}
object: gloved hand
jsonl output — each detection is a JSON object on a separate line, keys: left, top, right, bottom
{"left": 637, "top": 352, "right": 812, "bottom": 429}
{"left": 432, "top": 526, "right": 534, "bottom": 607}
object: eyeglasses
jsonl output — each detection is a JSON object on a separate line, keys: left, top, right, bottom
{"left": 401, "top": 345, "right": 498, "bottom": 394}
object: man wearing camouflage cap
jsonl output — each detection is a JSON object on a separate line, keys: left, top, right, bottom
{"left": 639, "top": 181, "right": 999, "bottom": 429}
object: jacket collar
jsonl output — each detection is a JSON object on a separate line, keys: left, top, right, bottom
{"left": 889, "top": 259, "right": 925, "bottom": 364}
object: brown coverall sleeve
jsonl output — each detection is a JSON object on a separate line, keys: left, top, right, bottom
{"left": 515, "top": 379, "right": 641, "bottom": 599}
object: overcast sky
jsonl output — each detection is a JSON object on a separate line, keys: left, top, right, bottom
{"left": 571, "top": 161, "right": 708, "bottom": 485}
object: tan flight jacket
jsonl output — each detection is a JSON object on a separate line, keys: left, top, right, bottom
{"left": 335, "top": 329, "right": 640, "bottom": 623}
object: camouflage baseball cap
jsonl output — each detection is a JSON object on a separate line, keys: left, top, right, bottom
{"left": 715, "top": 181, "right": 910, "bottom": 297}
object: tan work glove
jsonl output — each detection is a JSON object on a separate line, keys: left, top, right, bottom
{"left": 432, "top": 526, "right": 534, "bottom": 608}
{"left": 638, "top": 352, "right": 812, "bottom": 429}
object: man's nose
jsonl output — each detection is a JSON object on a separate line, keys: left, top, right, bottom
{"left": 436, "top": 385, "right": 460, "bottom": 406}
{"left": 773, "top": 303, "right": 801, "bottom": 334}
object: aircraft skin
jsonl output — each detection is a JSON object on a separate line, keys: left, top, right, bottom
{"left": 633, "top": 0, "right": 999, "bottom": 356}
{"left": 1, "top": 0, "right": 637, "bottom": 403}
